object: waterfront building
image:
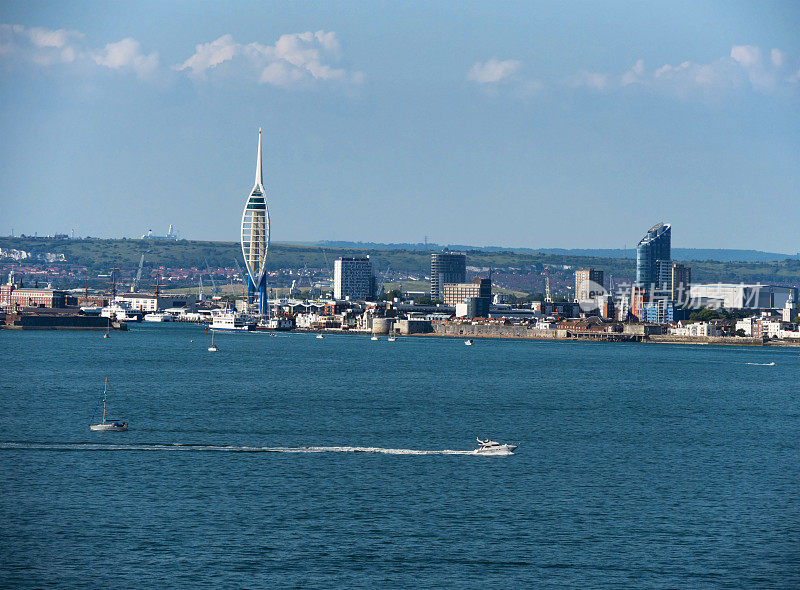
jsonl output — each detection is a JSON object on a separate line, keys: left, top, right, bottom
{"left": 574, "top": 268, "right": 604, "bottom": 302}
{"left": 442, "top": 278, "right": 491, "bottom": 317}
{"left": 671, "top": 263, "right": 691, "bottom": 303}
{"left": 334, "top": 257, "right": 376, "bottom": 300}
{"left": 430, "top": 252, "right": 466, "bottom": 301}
{"left": 636, "top": 222, "right": 671, "bottom": 295}
{"left": 0, "top": 285, "right": 66, "bottom": 309}
{"left": 240, "top": 129, "right": 270, "bottom": 315}
{"left": 115, "top": 293, "right": 196, "bottom": 313}
{"left": 641, "top": 299, "right": 674, "bottom": 324}
{"left": 689, "top": 284, "right": 797, "bottom": 310}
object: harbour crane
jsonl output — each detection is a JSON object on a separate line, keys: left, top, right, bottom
{"left": 204, "top": 259, "right": 220, "bottom": 295}
{"left": 130, "top": 254, "right": 145, "bottom": 293}
{"left": 198, "top": 275, "right": 205, "bottom": 301}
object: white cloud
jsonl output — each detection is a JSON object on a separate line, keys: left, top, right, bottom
{"left": 571, "top": 70, "right": 610, "bottom": 91}
{"left": 621, "top": 59, "right": 645, "bottom": 86}
{"left": 176, "top": 30, "right": 362, "bottom": 88}
{"left": 467, "top": 59, "right": 521, "bottom": 83}
{"left": 0, "top": 23, "right": 84, "bottom": 65}
{"left": 93, "top": 38, "right": 159, "bottom": 78}
{"left": 1, "top": 23, "right": 161, "bottom": 78}
{"left": 595, "top": 45, "right": 795, "bottom": 97}
{"left": 730, "top": 45, "right": 761, "bottom": 68}
{"left": 178, "top": 34, "right": 237, "bottom": 74}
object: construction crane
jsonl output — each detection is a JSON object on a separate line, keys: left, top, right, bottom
{"left": 130, "top": 254, "right": 145, "bottom": 293}
{"left": 198, "top": 275, "right": 205, "bottom": 301}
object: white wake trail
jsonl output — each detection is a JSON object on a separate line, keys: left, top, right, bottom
{"left": 0, "top": 442, "right": 513, "bottom": 456}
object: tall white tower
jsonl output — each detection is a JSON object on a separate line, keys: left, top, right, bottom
{"left": 240, "top": 128, "right": 270, "bottom": 314}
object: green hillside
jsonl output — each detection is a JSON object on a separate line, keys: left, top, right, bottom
{"left": 1, "top": 237, "right": 798, "bottom": 286}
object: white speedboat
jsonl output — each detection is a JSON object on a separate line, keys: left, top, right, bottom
{"left": 90, "top": 378, "right": 128, "bottom": 432}
{"left": 465, "top": 339, "right": 473, "bottom": 346}
{"left": 473, "top": 437, "right": 517, "bottom": 455}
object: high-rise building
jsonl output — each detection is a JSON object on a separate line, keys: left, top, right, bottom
{"left": 574, "top": 268, "right": 604, "bottom": 302}
{"left": 430, "top": 252, "right": 466, "bottom": 301}
{"left": 671, "top": 263, "right": 691, "bottom": 303}
{"left": 636, "top": 222, "right": 671, "bottom": 294}
{"left": 442, "top": 278, "right": 491, "bottom": 317}
{"left": 334, "top": 257, "right": 376, "bottom": 300}
{"left": 241, "top": 129, "right": 270, "bottom": 315}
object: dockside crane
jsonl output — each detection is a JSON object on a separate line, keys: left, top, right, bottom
{"left": 204, "top": 258, "right": 221, "bottom": 296}
{"left": 130, "top": 254, "right": 145, "bottom": 293}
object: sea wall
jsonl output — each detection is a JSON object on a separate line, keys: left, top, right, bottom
{"left": 432, "top": 323, "right": 559, "bottom": 340}
{"left": 647, "top": 335, "right": 763, "bottom": 346}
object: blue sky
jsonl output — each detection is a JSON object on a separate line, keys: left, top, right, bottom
{"left": 1, "top": 1, "right": 798, "bottom": 252}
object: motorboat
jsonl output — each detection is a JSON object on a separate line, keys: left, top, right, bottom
{"left": 89, "top": 378, "right": 128, "bottom": 432}
{"left": 465, "top": 339, "right": 473, "bottom": 346}
{"left": 473, "top": 437, "right": 517, "bottom": 455}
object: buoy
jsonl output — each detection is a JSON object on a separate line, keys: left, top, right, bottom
{"left": 190, "top": 340, "right": 194, "bottom": 343}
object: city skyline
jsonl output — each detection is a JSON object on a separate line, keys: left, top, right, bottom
{"left": 1, "top": 2, "right": 799, "bottom": 252}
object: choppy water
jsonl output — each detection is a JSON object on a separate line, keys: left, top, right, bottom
{"left": 1, "top": 324, "right": 798, "bottom": 587}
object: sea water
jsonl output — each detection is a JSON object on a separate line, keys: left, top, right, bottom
{"left": 1, "top": 324, "right": 798, "bottom": 587}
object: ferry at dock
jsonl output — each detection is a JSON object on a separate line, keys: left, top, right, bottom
{"left": 101, "top": 302, "right": 142, "bottom": 323}
{"left": 210, "top": 310, "right": 255, "bottom": 332}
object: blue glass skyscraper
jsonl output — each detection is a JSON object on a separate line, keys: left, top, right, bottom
{"left": 636, "top": 222, "right": 671, "bottom": 293}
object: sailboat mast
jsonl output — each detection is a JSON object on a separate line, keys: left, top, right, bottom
{"left": 102, "top": 378, "right": 107, "bottom": 423}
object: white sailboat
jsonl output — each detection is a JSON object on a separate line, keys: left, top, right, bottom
{"left": 89, "top": 378, "right": 128, "bottom": 431}
{"left": 208, "top": 330, "right": 219, "bottom": 352}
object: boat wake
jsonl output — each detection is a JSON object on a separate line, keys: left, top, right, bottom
{"left": 746, "top": 362, "right": 775, "bottom": 366}
{"left": 0, "top": 442, "right": 514, "bottom": 456}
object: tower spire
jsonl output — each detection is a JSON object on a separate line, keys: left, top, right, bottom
{"left": 254, "top": 128, "right": 262, "bottom": 187}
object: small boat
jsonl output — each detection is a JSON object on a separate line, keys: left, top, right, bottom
{"left": 371, "top": 336, "right": 379, "bottom": 341}
{"left": 316, "top": 334, "right": 324, "bottom": 339}
{"left": 464, "top": 339, "right": 473, "bottom": 346}
{"left": 208, "top": 330, "right": 218, "bottom": 352}
{"left": 746, "top": 361, "right": 775, "bottom": 366}
{"left": 473, "top": 437, "right": 517, "bottom": 455}
{"left": 103, "top": 333, "right": 110, "bottom": 339}
{"left": 90, "top": 378, "right": 128, "bottom": 432}
{"left": 388, "top": 336, "right": 397, "bottom": 342}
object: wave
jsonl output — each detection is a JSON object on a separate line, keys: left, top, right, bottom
{"left": 745, "top": 362, "right": 775, "bottom": 366}
{"left": 0, "top": 442, "right": 513, "bottom": 456}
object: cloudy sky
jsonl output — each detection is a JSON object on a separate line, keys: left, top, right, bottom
{"left": 1, "top": 1, "right": 798, "bottom": 252}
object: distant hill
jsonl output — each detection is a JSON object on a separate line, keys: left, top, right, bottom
{"left": 536, "top": 248, "right": 799, "bottom": 263}
{"left": 1, "top": 237, "right": 799, "bottom": 287}
{"left": 309, "top": 241, "right": 798, "bottom": 263}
